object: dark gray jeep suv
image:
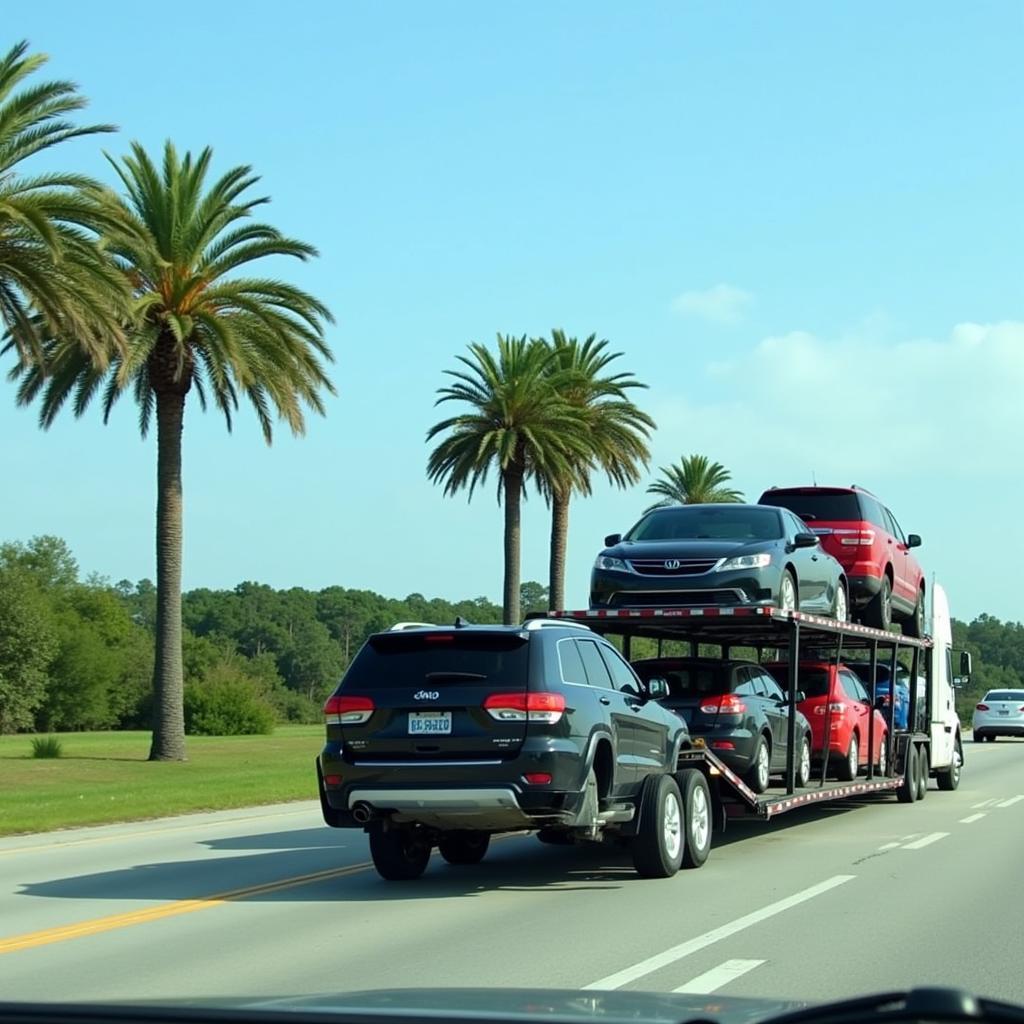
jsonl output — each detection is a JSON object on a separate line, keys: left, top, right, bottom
{"left": 317, "top": 619, "right": 709, "bottom": 881}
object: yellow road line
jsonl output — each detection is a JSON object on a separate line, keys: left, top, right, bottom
{"left": 0, "top": 807, "right": 315, "bottom": 858}
{"left": 0, "top": 860, "right": 372, "bottom": 955}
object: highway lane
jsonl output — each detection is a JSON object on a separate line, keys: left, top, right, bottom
{"left": 2, "top": 739, "right": 1023, "bottom": 1007}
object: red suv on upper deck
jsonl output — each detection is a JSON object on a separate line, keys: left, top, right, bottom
{"left": 757, "top": 485, "right": 926, "bottom": 636}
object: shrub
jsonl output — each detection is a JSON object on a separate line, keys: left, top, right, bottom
{"left": 183, "top": 676, "right": 276, "bottom": 736}
{"left": 31, "top": 736, "right": 63, "bottom": 758}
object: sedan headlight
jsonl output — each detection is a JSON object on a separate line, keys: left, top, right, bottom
{"left": 595, "top": 555, "right": 629, "bottom": 571}
{"left": 713, "top": 552, "right": 772, "bottom": 572}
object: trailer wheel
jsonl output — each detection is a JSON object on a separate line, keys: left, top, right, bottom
{"left": 936, "top": 739, "right": 962, "bottom": 791}
{"left": 837, "top": 734, "right": 858, "bottom": 782}
{"left": 897, "top": 743, "right": 918, "bottom": 803}
{"left": 675, "top": 769, "right": 712, "bottom": 869}
{"left": 916, "top": 745, "right": 929, "bottom": 800}
{"left": 631, "top": 774, "right": 684, "bottom": 878}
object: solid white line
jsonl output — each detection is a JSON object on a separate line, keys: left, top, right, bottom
{"left": 959, "top": 813, "right": 986, "bottom": 824}
{"left": 878, "top": 841, "right": 901, "bottom": 850}
{"left": 902, "top": 832, "right": 949, "bottom": 850}
{"left": 996, "top": 795, "right": 1024, "bottom": 808}
{"left": 582, "top": 875, "right": 854, "bottom": 991}
{"left": 972, "top": 799, "right": 997, "bottom": 808}
{"left": 673, "top": 959, "right": 766, "bottom": 995}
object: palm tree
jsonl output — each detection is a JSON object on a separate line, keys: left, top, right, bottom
{"left": 645, "top": 454, "right": 744, "bottom": 511}
{"left": 0, "top": 40, "right": 127, "bottom": 365}
{"left": 11, "top": 141, "right": 335, "bottom": 760}
{"left": 537, "top": 331, "right": 654, "bottom": 611}
{"left": 427, "top": 335, "right": 589, "bottom": 624}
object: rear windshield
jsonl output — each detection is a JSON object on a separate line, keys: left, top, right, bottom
{"left": 983, "top": 691, "right": 1024, "bottom": 702}
{"left": 626, "top": 506, "right": 782, "bottom": 542}
{"left": 341, "top": 632, "right": 530, "bottom": 689}
{"left": 760, "top": 490, "right": 862, "bottom": 522}
{"left": 767, "top": 666, "right": 833, "bottom": 697}
{"left": 633, "top": 663, "right": 730, "bottom": 697}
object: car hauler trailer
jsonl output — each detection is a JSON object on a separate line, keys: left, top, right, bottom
{"left": 547, "top": 582, "right": 966, "bottom": 826}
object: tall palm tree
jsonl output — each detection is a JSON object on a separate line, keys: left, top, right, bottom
{"left": 645, "top": 454, "right": 744, "bottom": 512}
{"left": 11, "top": 141, "right": 335, "bottom": 761}
{"left": 427, "top": 335, "right": 589, "bottom": 624}
{"left": 538, "top": 330, "right": 654, "bottom": 611}
{"left": 0, "top": 40, "right": 127, "bottom": 365}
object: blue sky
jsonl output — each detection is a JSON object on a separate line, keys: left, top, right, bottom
{"left": 3, "top": 2, "right": 1022, "bottom": 621}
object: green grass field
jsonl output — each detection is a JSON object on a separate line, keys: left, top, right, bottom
{"left": 0, "top": 726, "right": 323, "bottom": 836}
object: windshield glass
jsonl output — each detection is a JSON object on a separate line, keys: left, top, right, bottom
{"left": 760, "top": 491, "right": 862, "bottom": 521}
{"left": 626, "top": 507, "right": 782, "bottom": 541}
{"left": 633, "top": 662, "right": 730, "bottom": 697}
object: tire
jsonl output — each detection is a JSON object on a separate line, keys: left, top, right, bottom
{"left": 675, "top": 769, "right": 712, "bottom": 869}
{"left": 778, "top": 571, "right": 798, "bottom": 612}
{"left": 536, "top": 828, "right": 575, "bottom": 846}
{"left": 936, "top": 739, "right": 962, "bottom": 791}
{"left": 438, "top": 830, "right": 490, "bottom": 865}
{"left": 836, "top": 733, "right": 858, "bottom": 782}
{"left": 876, "top": 734, "right": 888, "bottom": 776}
{"left": 905, "top": 588, "right": 925, "bottom": 638}
{"left": 916, "top": 745, "right": 928, "bottom": 800}
{"left": 864, "top": 575, "right": 893, "bottom": 631}
{"left": 832, "top": 583, "right": 849, "bottom": 623}
{"left": 744, "top": 735, "right": 771, "bottom": 793}
{"left": 631, "top": 774, "right": 684, "bottom": 879}
{"left": 973, "top": 731, "right": 985, "bottom": 743}
{"left": 368, "top": 825, "right": 431, "bottom": 881}
{"left": 897, "top": 743, "right": 918, "bottom": 803}
{"left": 795, "top": 734, "right": 812, "bottom": 788}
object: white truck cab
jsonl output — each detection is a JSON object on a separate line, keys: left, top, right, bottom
{"left": 926, "top": 583, "right": 967, "bottom": 789}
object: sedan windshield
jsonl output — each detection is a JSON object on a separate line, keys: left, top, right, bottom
{"left": 627, "top": 506, "right": 783, "bottom": 542}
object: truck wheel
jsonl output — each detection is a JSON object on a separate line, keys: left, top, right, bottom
{"left": 916, "top": 745, "right": 928, "bottom": 800}
{"left": 864, "top": 576, "right": 893, "bottom": 631}
{"left": 795, "top": 734, "right": 812, "bottom": 787}
{"left": 369, "top": 824, "right": 431, "bottom": 881}
{"left": 837, "top": 734, "right": 858, "bottom": 782}
{"left": 438, "top": 830, "right": 490, "bottom": 865}
{"left": 631, "top": 774, "right": 684, "bottom": 878}
{"left": 675, "top": 769, "right": 712, "bottom": 869}
{"left": 897, "top": 744, "right": 918, "bottom": 803}
{"left": 936, "top": 740, "right": 962, "bottom": 791}
{"left": 745, "top": 735, "right": 771, "bottom": 793}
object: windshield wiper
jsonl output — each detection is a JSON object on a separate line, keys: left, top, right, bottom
{"left": 757, "top": 988, "right": 1024, "bottom": 1024}
{"left": 424, "top": 671, "right": 488, "bottom": 681}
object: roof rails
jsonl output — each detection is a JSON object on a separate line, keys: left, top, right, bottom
{"left": 388, "top": 621, "right": 437, "bottom": 631}
{"left": 524, "top": 618, "right": 592, "bottom": 632}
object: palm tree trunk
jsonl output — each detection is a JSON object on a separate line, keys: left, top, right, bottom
{"left": 149, "top": 389, "right": 187, "bottom": 761}
{"left": 501, "top": 463, "right": 524, "bottom": 625}
{"left": 548, "top": 490, "right": 569, "bottom": 612}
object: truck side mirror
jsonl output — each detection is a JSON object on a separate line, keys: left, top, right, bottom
{"left": 959, "top": 651, "right": 972, "bottom": 678}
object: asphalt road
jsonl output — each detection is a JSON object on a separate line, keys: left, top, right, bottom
{"left": 2, "top": 739, "right": 1023, "bottom": 1008}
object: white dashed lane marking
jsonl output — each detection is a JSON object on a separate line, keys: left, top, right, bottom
{"left": 996, "top": 795, "right": 1024, "bottom": 808}
{"left": 673, "top": 959, "right": 766, "bottom": 994}
{"left": 959, "top": 813, "right": 986, "bottom": 824}
{"left": 901, "top": 832, "right": 949, "bottom": 850}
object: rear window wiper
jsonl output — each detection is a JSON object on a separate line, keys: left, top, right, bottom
{"left": 424, "top": 671, "right": 488, "bottom": 681}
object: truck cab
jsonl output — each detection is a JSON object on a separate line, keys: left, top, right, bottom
{"left": 926, "top": 583, "right": 967, "bottom": 788}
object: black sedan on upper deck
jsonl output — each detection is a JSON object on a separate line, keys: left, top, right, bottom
{"left": 590, "top": 503, "right": 849, "bottom": 618}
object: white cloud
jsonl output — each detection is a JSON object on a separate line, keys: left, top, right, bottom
{"left": 671, "top": 283, "right": 753, "bottom": 324}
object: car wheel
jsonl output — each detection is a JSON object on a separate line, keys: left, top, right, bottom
{"left": 675, "top": 769, "right": 712, "bottom": 869}
{"left": 837, "top": 733, "right": 858, "bottom": 782}
{"left": 438, "top": 830, "right": 490, "bottom": 865}
{"left": 778, "top": 571, "right": 798, "bottom": 612}
{"left": 936, "top": 740, "right": 962, "bottom": 791}
{"left": 897, "top": 743, "right": 918, "bottom": 803}
{"left": 864, "top": 575, "right": 893, "bottom": 631}
{"left": 744, "top": 735, "right": 771, "bottom": 793}
{"left": 368, "top": 824, "right": 431, "bottom": 881}
{"left": 631, "top": 774, "right": 684, "bottom": 878}
{"left": 905, "top": 588, "right": 925, "bottom": 638}
{"left": 795, "top": 734, "right": 812, "bottom": 788}
{"left": 876, "top": 734, "right": 888, "bottom": 776}
{"left": 832, "top": 583, "right": 849, "bottom": 623}
{"left": 973, "top": 731, "right": 984, "bottom": 743}
{"left": 916, "top": 746, "right": 928, "bottom": 800}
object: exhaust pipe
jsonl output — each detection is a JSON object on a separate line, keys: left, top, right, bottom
{"left": 351, "top": 801, "right": 375, "bottom": 824}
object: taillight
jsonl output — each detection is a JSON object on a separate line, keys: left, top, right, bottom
{"left": 700, "top": 694, "right": 747, "bottom": 715}
{"left": 323, "top": 695, "right": 375, "bottom": 725}
{"left": 711, "top": 740, "right": 736, "bottom": 750}
{"left": 814, "top": 702, "right": 848, "bottom": 715}
{"left": 836, "top": 529, "right": 875, "bottom": 546}
{"left": 483, "top": 692, "right": 566, "bottom": 724}
{"left": 523, "top": 772, "right": 553, "bottom": 785}
{"left": 976, "top": 703, "right": 989, "bottom": 711}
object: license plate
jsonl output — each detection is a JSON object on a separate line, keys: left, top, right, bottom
{"left": 998, "top": 710, "right": 1010, "bottom": 716}
{"left": 409, "top": 711, "right": 452, "bottom": 735}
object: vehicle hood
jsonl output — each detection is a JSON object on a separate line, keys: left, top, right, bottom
{"left": 603, "top": 539, "right": 776, "bottom": 561}
{"left": 138, "top": 988, "right": 807, "bottom": 1024}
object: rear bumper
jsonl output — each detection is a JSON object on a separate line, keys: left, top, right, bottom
{"left": 847, "top": 573, "right": 882, "bottom": 606}
{"left": 973, "top": 722, "right": 1024, "bottom": 737}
